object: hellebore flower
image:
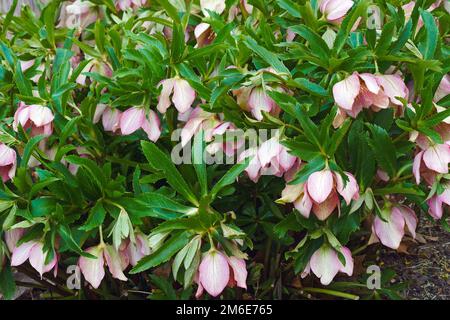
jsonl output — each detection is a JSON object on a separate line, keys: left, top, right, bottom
{"left": 123, "top": 233, "right": 150, "bottom": 267}
{"left": 94, "top": 104, "right": 122, "bottom": 133}
{"left": 195, "top": 250, "right": 247, "bottom": 298}
{"left": 332, "top": 72, "right": 408, "bottom": 124}
{"left": 427, "top": 184, "right": 450, "bottom": 220}
{"left": 157, "top": 77, "right": 196, "bottom": 114}
{"left": 60, "top": 0, "right": 99, "bottom": 30}
{"left": 76, "top": 59, "right": 112, "bottom": 86}
{"left": 13, "top": 102, "right": 54, "bottom": 137}
{"left": 319, "top": 0, "right": 354, "bottom": 24}
{"left": 0, "top": 144, "right": 17, "bottom": 182}
{"left": 238, "top": 137, "right": 298, "bottom": 182}
{"left": 413, "top": 143, "right": 450, "bottom": 184}
{"left": 278, "top": 170, "right": 359, "bottom": 221}
{"left": 78, "top": 244, "right": 127, "bottom": 289}
{"left": 372, "top": 206, "right": 417, "bottom": 249}
{"left": 119, "top": 107, "right": 161, "bottom": 142}
{"left": 200, "top": 0, "right": 226, "bottom": 16}
{"left": 302, "top": 246, "right": 353, "bottom": 285}
{"left": 11, "top": 240, "right": 58, "bottom": 278}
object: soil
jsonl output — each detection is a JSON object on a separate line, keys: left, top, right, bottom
{"left": 379, "top": 216, "right": 450, "bottom": 300}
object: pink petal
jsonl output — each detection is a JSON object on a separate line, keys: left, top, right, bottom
{"left": 413, "top": 151, "right": 424, "bottom": 184}
{"left": 227, "top": 256, "right": 247, "bottom": 289}
{"left": 11, "top": 241, "right": 36, "bottom": 266}
{"left": 323, "top": 0, "right": 354, "bottom": 21}
{"left": 78, "top": 245, "right": 105, "bottom": 289}
{"left": 156, "top": 79, "right": 175, "bottom": 113}
{"left": 4, "top": 228, "right": 25, "bottom": 252}
{"left": 434, "top": 74, "right": 450, "bottom": 102}
{"left": 312, "top": 191, "right": 339, "bottom": 220}
{"left": 120, "top": 107, "right": 145, "bottom": 135}
{"left": 427, "top": 196, "right": 443, "bottom": 220}
{"left": 13, "top": 104, "right": 30, "bottom": 131}
{"left": 310, "top": 246, "right": 341, "bottom": 285}
{"left": 199, "top": 250, "right": 230, "bottom": 297}
{"left": 102, "top": 107, "right": 121, "bottom": 132}
{"left": 294, "top": 191, "right": 313, "bottom": 218}
{"left": 335, "top": 172, "right": 359, "bottom": 205}
{"left": 373, "top": 210, "right": 405, "bottom": 249}
{"left": 248, "top": 87, "right": 274, "bottom": 121}
{"left": 104, "top": 245, "right": 128, "bottom": 281}
{"left": 141, "top": 110, "right": 161, "bottom": 142}
{"left": 181, "top": 117, "right": 205, "bottom": 147}
{"left": 307, "top": 169, "right": 334, "bottom": 203}
{"left": 359, "top": 73, "right": 380, "bottom": 94}
{"left": 438, "top": 188, "right": 450, "bottom": 206}
{"left": 258, "top": 138, "right": 282, "bottom": 168}
{"left": 394, "top": 206, "right": 417, "bottom": 238}
{"left": 172, "top": 79, "right": 196, "bottom": 114}
{"left": 28, "top": 105, "right": 54, "bottom": 127}
{"left": 332, "top": 73, "right": 360, "bottom": 111}
{"left": 93, "top": 104, "right": 107, "bottom": 124}
{"left": 29, "top": 242, "right": 57, "bottom": 278}
{"left": 423, "top": 144, "right": 450, "bottom": 174}
{"left": 338, "top": 246, "right": 354, "bottom": 276}
{"left": 376, "top": 74, "right": 408, "bottom": 106}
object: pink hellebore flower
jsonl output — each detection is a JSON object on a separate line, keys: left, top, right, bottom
{"left": 413, "top": 143, "right": 450, "bottom": 184}
{"left": 0, "top": 144, "right": 17, "bottom": 182}
{"left": 196, "top": 250, "right": 247, "bottom": 298}
{"left": 76, "top": 59, "right": 113, "bottom": 86}
{"left": 122, "top": 233, "right": 150, "bottom": 267}
{"left": 427, "top": 185, "right": 450, "bottom": 220}
{"left": 302, "top": 246, "right": 353, "bottom": 285}
{"left": 194, "top": 23, "right": 215, "bottom": 48}
{"left": 332, "top": 72, "right": 408, "bottom": 123}
{"left": 119, "top": 107, "right": 161, "bottom": 142}
{"left": 200, "top": 0, "right": 226, "bottom": 16}
{"left": 372, "top": 206, "right": 417, "bottom": 250}
{"left": 157, "top": 77, "right": 196, "bottom": 114}
{"left": 94, "top": 104, "right": 122, "bottom": 133}
{"left": 180, "top": 107, "right": 238, "bottom": 156}
{"left": 279, "top": 170, "right": 359, "bottom": 220}
{"left": 61, "top": 0, "right": 99, "bottom": 30}
{"left": 319, "top": 0, "right": 354, "bottom": 24}
{"left": 78, "top": 244, "right": 127, "bottom": 289}
{"left": 238, "top": 137, "right": 298, "bottom": 182}
{"left": 11, "top": 240, "right": 58, "bottom": 278}
{"left": 13, "top": 102, "right": 54, "bottom": 137}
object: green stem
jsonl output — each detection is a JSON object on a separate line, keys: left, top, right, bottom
{"left": 302, "top": 287, "right": 359, "bottom": 300}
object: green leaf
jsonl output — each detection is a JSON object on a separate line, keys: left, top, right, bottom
{"left": 192, "top": 131, "right": 208, "bottom": 197}
{"left": 290, "top": 25, "right": 331, "bottom": 62}
{"left": 291, "top": 78, "right": 328, "bottom": 97}
{"left": 243, "top": 36, "right": 290, "bottom": 75}
{"left": 210, "top": 159, "right": 250, "bottom": 200}
{"left": 0, "top": 264, "right": 16, "bottom": 300}
{"left": 79, "top": 202, "right": 106, "bottom": 231}
{"left": 366, "top": 124, "right": 397, "bottom": 178}
{"left": 21, "top": 135, "right": 46, "bottom": 169}
{"left": 65, "top": 156, "right": 106, "bottom": 188}
{"left": 375, "top": 21, "right": 396, "bottom": 56}
{"left": 141, "top": 141, "right": 199, "bottom": 206}
{"left": 420, "top": 9, "right": 438, "bottom": 60}
{"left": 130, "top": 231, "right": 190, "bottom": 273}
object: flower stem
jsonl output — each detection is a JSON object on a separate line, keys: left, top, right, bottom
{"left": 301, "top": 287, "right": 360, "bottom": 300}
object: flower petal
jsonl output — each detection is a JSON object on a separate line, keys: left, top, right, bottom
{"left": 141, "top": 110, "right": 161, "bottom": 142}
{"left": 11, "top": 241, "right": 36, "bottom": 267}
{"left": 156, "top": 79, "right": 175, "bottom": 113}
{"left": 307, "top": 169, "right": 334, "bottom": 204}
{"left": 120, "top": 107, "right": 145, "bottom": 135}
{"left": 78, "top": 245, "right": 105, "bottom": 289}
{"left": 335, "top": 172, "right": 359, "bottom": 205}
{"left": 172, "top": 79, "right": 196, "bottom": 114}
{"left": 199, "top": 250, "right": 230, "bottom": 297}
{"left": 332, "top": 73, "right": 360, "bottom": 111}
{"left": 423, "top": 144, "right": 450, "bottom": 174}
{"left": 373, "top": 210, "right": 405, "bottom": 249}
{"left": 227, "top": 256, "right": 247, "bottom": 289}
{"left": 310, "top": 246, "right": 341, "bottom": 285}
{"left": 104, "top": 245, "right": 128, "bottom": 281}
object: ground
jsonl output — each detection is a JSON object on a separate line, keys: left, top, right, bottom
{"left": 380, "top": 216, "right": 450, "bottom": 300}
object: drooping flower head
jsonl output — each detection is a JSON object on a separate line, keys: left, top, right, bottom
{"left": 13, "top": 102, "right": 54, "bottom": 137}
{"left": 0, "top": 144, "right": 17, "bottom": 182}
